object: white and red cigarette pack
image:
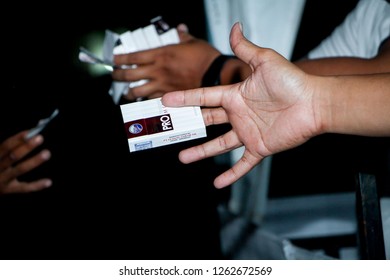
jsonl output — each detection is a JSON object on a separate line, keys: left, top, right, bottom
{"left": 120, "top": 98, "right": 206, "bottom": 152}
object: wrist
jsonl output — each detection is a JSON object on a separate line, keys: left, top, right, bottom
{"left": 201, "top": 55, "right": 236, "bottom": 87}
{"left": 313, "top": 76, "right": 338, "bottom": 135}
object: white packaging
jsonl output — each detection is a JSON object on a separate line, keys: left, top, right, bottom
{"left": 120, "top": 98, "right": 206, "bottom": 152}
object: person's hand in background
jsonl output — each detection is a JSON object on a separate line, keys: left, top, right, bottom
{"left": 112, "top": 24, "right": 221, "bottom": 101}
{"left": 0, "top": 130, "right": 52, "bottom": 194}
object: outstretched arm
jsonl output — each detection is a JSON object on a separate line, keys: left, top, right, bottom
{"left": 162, "top": 22, "right": 390, "bottom": 188}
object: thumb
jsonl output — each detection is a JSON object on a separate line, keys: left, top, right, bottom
{"left": 177, "top": 23, "right": 189, "bottom": 33}
{"left": 229, "top": 22, "right": 264, "bottom": 68}
{"left": 177, "top": 23, "right": 193, "bottom": 43}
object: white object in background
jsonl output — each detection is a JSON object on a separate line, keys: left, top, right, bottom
{"left": 381, "top": 197, "right": 390, "bottom": 259}
{"left": 107, "top": 17, "right": 180, "bottom": 104}
{"left": 308, "top": 0, "right": 390, "bottom": 59}
{"left": 26, "top": 109, "right": 59, "bottom": 139}
{"left": 143, "top": 24, "right": 162, "bottom": 48}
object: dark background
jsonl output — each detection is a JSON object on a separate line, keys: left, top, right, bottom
{"left": 0, "top": 0, "right": 361, "bottom": 108}
{"left": 0, "top": 0, "right": 361, "bottom": 86}
{"left": 4, "top": 0, "right": 382, "bottom": 260}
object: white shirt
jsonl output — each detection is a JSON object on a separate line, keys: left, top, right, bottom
{"left": 308, "top": 0, "right": 390, "bottom": 59}
{"left": 204, "top": 0, "right": 306, "bottom": 60}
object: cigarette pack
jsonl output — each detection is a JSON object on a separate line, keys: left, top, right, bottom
{"left": 143, "top": 24, "right": 162, "bottom": 48}
{"left": 131, "top": 27, "right": 150, "bottom": 51}
{"left": 120, "top": 98, "right": 206, "bottom": 152}
{"left": 78, "top": 16, "right": 180, "bottom": 104}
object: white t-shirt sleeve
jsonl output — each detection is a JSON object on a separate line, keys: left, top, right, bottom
{"left": 308, "top": 0, "right": 390, "bottom": 59}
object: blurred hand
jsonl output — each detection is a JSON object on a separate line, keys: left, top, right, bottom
{"left": 113, "top": 24, "right": 221, "bottom": 101}
{"left": 0, "top": 130, "right": 52, "bottom": 194}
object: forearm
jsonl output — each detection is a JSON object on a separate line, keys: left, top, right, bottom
{"left": 295, "top": 39, "right": 390, "bottom": 76}
{"left": 318, "top": 73, "right": 390, "bottom": 136}
{"left": 295, "top": 56, "right": 390, "bottom": 76}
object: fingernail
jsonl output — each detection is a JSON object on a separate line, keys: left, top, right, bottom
{"left": 33, "top": 135, "right": 43, "bottom": 144}
{"left": 41, "top": 150, "right": 51, "bottom": 160}
{"left": 238, "top": 22, "right": 243, "bottom": 32}
{"left": 177, "top": 23, "right": 189, "bottom": 33}
{"left": 43, "top": 179, "right": 52, "bottom": 188}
